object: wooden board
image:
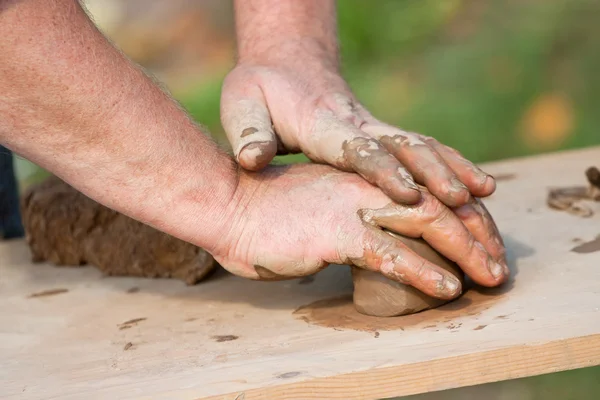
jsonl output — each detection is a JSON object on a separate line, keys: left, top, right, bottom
{"left": 2, "top": 146, "right": 600, "bottom": 400}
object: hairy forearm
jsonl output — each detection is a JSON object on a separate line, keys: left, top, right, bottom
{"left": 0, "top": 0, "right": 237, "bottom": 251}
{"left": 234, "top": 0, "right": 339, "bottom": 69}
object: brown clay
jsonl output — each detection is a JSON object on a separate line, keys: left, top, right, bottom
{"left": 20, "top": 177, "right": 216, "bottom": 285}
{"left": 352, "top": 233, "right": 464, "bottom": 317}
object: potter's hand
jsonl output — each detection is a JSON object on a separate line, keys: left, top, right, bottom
{"left": 213, "top": 164, "right": 508, "bottom": 300}
{"left": 221, "top": 59, "right": 495, "bottom": 209}
{"left": 225, "top": 0, "right": 495, "bottom": 208}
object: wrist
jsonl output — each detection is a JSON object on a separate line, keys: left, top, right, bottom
{"left": 238, "top": 38, "right": 340, "bottom": 74}
{"left": 234, "top": 0, "right": 339, "bottom": 70}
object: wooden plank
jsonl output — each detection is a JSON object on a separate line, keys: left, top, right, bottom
{"left": 2, "top": 146, "right": 600, "bottom": 400}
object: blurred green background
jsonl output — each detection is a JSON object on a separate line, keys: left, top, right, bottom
{"left": 15, "top": 0, "right": 600, "bottom": 398}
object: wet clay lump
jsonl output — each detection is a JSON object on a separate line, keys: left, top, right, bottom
{"left": 352, "top": 233, "right": 465, "bottom": 317}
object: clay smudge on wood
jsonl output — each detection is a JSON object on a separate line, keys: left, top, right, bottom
{"left": 28, "top": 288, "right": 68, "bottom": 298}
{"left": 293, "top": 286, "right": 506, "bottom": 332}
{"left": 123, "top": 342, "right": 133, "bottom": 351}
{"left": 373, "top": 331, "right": 380, "bottom": 338}
{"left": 276, "top": 371, "right": 303, "bottom": 379}
{"left": 492, "top": 173, "right": 517, "bottom": 181}
{"left": 126, "top": 287, "right": 139, "bottom": 293}
{"left": 494, "top": 315, "right": 509, "bottom": 320}
{"left": 212, "top": 335, "right": 239, "bottom": 342}
{"left": 118, "top": 317, "right": 146, "bottom": 330}
{"left": 473, "top": 325, "right": 487, "bottom": 331}
{"left": 571, "top": 235, "right": 600, "bottom": 254}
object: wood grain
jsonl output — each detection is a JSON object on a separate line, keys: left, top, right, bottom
{"left": 2, "top": 146, "right": 600, "bottom": 400}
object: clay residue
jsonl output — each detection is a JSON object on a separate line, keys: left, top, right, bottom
{"left": 571, "top": 235, "right": 600, "bottom": 254}
{"left": 212, "top": 335, "right": 239, "bottom": 342}
{"left": 276, "top": 371, "right": 303, "bottom": 379}
{"left": 28, "top": 288, "right": 68, "bottom": 298}
{"left": 293, "top": 286, "right": 506, "bottom": 332}
{"left": 118, "top": 317, "right": 146, "bottom": 330}
{"left": 492, "top": 173, "right": 517, "bottom": 182}
{"left": 123, "top": 342, "right": 133, "bottom": 351}
{"left": 21, "top": 177, "right": 217, "bottom": 285}
{"left": 473, "top": 325, "right": 487, "bottom": 330}
{"left": 547, "top": 166, "right": 600, "bottom": 217}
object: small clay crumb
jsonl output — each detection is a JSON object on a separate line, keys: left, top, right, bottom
{"left": 495, "top": 315, "right": 509, "bottom": 320}
{"left": 28, "top": 288, "right": 68, "bottom": 298}
{"left": 123, "top": 342, "right": 133, "bottom": 351}
{"left": 446, "top": 322, "right": 462, "bottom": 330}
{"left": 493, "top": 173, "right": 517, "bottom": 181}
{"left": 212, "top": 335, "right": 239, "bottom": 342}
{"left": 241, "top": 127, "right": 258, "bottom": 138}
{"left": 184, "top": 317, "right": 198, "bottom": 322}
{"left": 423, "top": 324, "right": 437, "bottom": 329}
{"left": 126, "top": 287, "right": 139, "bottom": 293}
{"left": 373, "top": 331, "right": 380, "bottom": 338}
{"left": 118, "top": 317, "right": 147, "bottom": 329}
{"left": 298, "top": 275, "right": 315, "bottom": 285}
{"left": 473, "top": 325, "right": 487, "bottom": 331}
{"left": 529, "top": 318, "right": 535, "bottom": 322}
{"left": 276, "top": 371, "right": 303, "bottom": 379}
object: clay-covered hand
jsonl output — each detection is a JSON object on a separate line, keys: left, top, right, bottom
{"left": 221, "top": 60, "right": 495, "bottom": 208}
{"left": 213, "top": 163, "right": 508, "bottom": 300}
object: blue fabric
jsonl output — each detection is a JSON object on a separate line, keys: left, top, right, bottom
{"left": 0, "top": 145, "right": 24, "bottom": 239}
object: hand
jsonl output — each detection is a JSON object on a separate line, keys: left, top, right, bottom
{"left": 213, "top": 163, "right": 508, "bottom": 300}
{"left": 221, "top": 57, "right": 496, "bottom": 208}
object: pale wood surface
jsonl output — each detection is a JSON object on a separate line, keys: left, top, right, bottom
{"left": 2, "top": 147, "right": 600, "bottom": 400}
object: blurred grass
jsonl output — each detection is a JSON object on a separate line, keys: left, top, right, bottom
{"left": 178, "top": 0, "right": 600, "bottom": 165}
{"left": 397, "top": 365, "right": 600, "bottom": 400}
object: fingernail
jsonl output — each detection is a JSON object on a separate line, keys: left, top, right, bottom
{"left": 489, "top": 260, "right": 505, "bottom": 279}
{"left": 450, "top": 177, "right": 468, "bottom": 192}
{"left": 396, "top": 168, "right": 419, "bottom": 190}
{"left": 443, "top": 275, "right": 461, "bottom": 295}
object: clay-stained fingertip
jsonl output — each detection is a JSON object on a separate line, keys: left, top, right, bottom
{"left": 238, "top": 141, "right": 277, "bottom": 171}
{"left": 481, "top": 175, "right": 497, "bottom": 196}
{"left": 438, "top": 275, "right": 462, "bottom": 299}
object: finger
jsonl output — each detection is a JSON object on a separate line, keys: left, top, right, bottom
{"left": 426, "top": 139, "right": 496, "bottom": 197}
{"left": 358, "top": 192, "right": 508, "bottom": 287}
{"left": 362, "top": 123, "right": 471, "bottom": 207}
{"left": 351, "top": 226, "right": 462, "bottom": 299}
{"left": 454, "top": 198, "right": 507, "bottom": 268}
{"left": 221, "top": 87, "right": 277, "bottom": 171}
{"left": 311, "top": 112, "right": 421, "bottom": 204}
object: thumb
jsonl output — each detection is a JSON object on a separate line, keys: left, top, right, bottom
{"left": 221, "top": 85, "right": 277, "bottom": 171}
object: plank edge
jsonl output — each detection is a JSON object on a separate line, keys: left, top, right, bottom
{"left": 202, "top": 334, "right": 600, "bottom": 400}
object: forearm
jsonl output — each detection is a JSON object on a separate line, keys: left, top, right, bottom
{"left": 234, "top": 0, "right": 339, "bottom": 69}
{"left": 0, "top": 0, "right": 237, "bottom": 251}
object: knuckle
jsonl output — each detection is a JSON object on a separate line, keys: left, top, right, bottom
{"left": 419, "top": 192, "right": 449, "bottom": 222}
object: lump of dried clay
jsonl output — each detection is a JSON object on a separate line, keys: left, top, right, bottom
{"left": 352, "top": 234, "right": 464, "bottom": 317}
{"left": 20, "top": 177, "right": 216, "bottom": 285}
